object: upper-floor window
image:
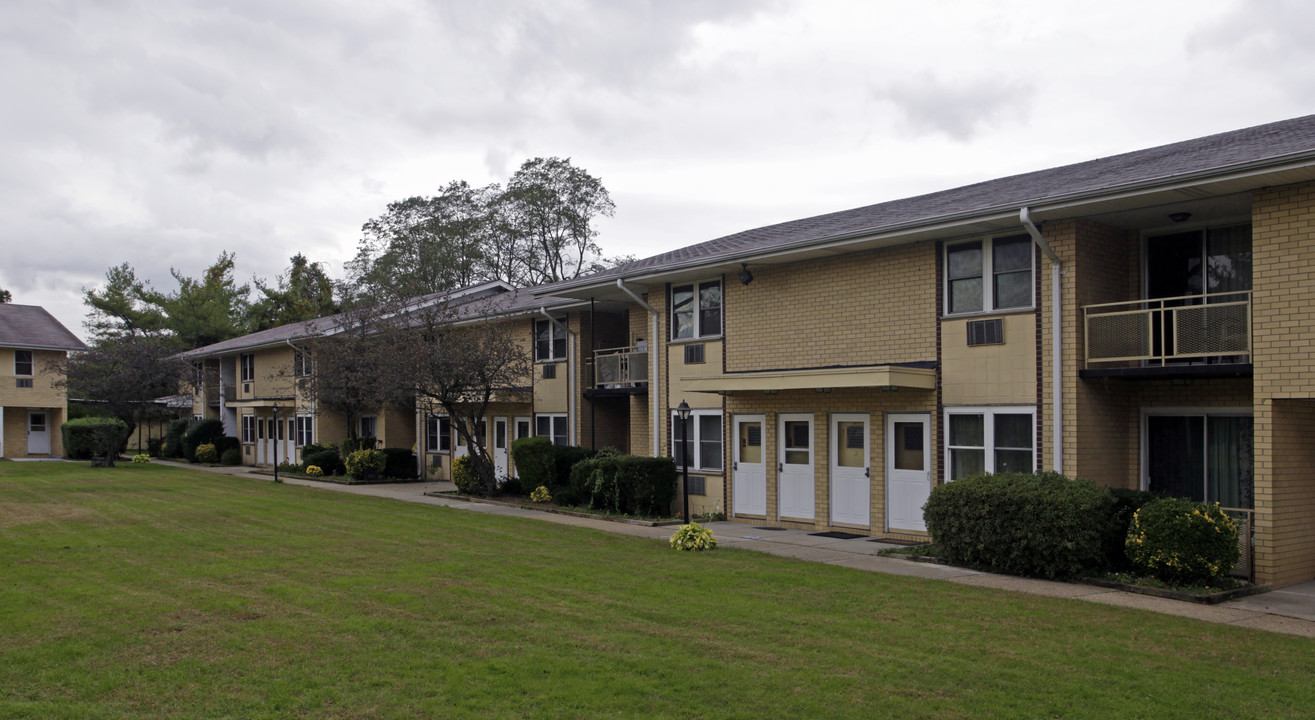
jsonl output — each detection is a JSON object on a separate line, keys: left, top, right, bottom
{"left": 294, "top": 350, "right": 313, "bottom": 377}
{"left": 945, "top": 234, "right": 1033, "bottom": 314}
{"left": 1145, "top": 224, "right": 1251, "bottom": 299}
{"left": 240, "top": 354, "right": 255, "bottom": 382}
{"left": 671, "top": 280, "right": 721, "bottom": 340}
{"left": 534, "top": 317, "right": 567, "bottom": 362}
{"left": 14, "top": 350, "right": 33, "bottom": 376}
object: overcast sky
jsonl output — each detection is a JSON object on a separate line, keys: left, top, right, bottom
{"left": 3, "top": 0, "right": 1312, "bottom": 341}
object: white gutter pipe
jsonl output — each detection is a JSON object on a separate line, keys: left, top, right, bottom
{"left": 616, "top": 279, "right": 661, "bottom": 458}
{"left": 539, "top": 308, "right": 577, "bottom": 446}
{"left": 1020, "top": 207, "right": 1063, "bottom": 475}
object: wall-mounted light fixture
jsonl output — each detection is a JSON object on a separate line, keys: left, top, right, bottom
{"left": 738, "top": 263, "right": 754, "bottom": 285}
{"left": 1169, "top": 212, "right": 1192, "bottom": 223}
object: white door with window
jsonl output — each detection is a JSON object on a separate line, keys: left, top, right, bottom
{"left": 887, "top": 413, "right": 931, "bottom": 532}
{"left": 778, "top": 414, "right": 814, "bottom": 520}
{"left": 493, "top": 418, "right": 509, "bottom": 478}
{"left": 28, "top": 411, "right": 50, "bottom": 454}
{"left": 512, "top": 417, "right": 531, "bottom": 477}
{"left": 830, "top": 413, "right": 870, "bottom": 527}
{"left": 732, "top": 415, "right": 767, "bottom": 516}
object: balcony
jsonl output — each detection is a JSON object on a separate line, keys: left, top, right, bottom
{"left": 206, "top": 385, "right": 236, "bottom": 407}
{"left": 591, "top": 345, "right": 649, "bottom": 390}
{"left": 1084, "top": 291, "right": 1251, "bottom": 369}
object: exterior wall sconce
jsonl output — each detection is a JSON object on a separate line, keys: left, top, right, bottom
{"left": 1169, "top": 212, "right": 1192, "bottom": 223}
{"left": 738, "top": 263, "right": 754, "bottom": 285}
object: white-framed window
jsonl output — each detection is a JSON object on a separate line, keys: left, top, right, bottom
{"left": 535, "top": 414, "right": 568, "bottom": 446}
{"left": 534, "top": 317, "right": 567, "bottom": 362}
{"left": 359, "top": 416, "right": 377, "bottom": 439}
{"left": 241, "top": 415, "right": 256, "bottom": 444}
{"left": 945, "top": 234, "right": 1033, "bottom": 315}
{"left": 1142, "top": 408, "right": 1253, "bottom": 509}
{"left": 294, "top": 350, "right": 313, "bottom": 377}
{"left": 14, "top": 349, "right": 33, "bottom": 376}
{"left": 240, "top": 353, "right": 255, "bottom": 382}
{"left": 295, "top": 415, "right": 313, "bottom": 446}
{"left": 670, "top": 280, "right": 722, "bottom": 340}
{"left": 944, "top": 407, "right": 1036, "bottom": 480}
{"left": 426, "top": 415, "right": 452, "bottom": 452}
{"left": 671, "top": 409, "right": 724, "bottom": 471}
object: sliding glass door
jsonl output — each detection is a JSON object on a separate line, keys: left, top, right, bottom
{"left": 1145, "top": 413, "right": 1253, "bottom": 509}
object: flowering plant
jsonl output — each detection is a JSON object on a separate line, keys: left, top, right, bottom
{"left": 344, "top": 449, "right": 386, "bottom": 479}
{"left": 131, "top": 454, "right": 151, "bottom": 464}
{"left": 1126, "top": 498, "right": 1239, "bottom": 584}
{"left": 670, "top": 522, "right": 717, "bottom": 552}
{"left": 530, "top": 485, "right": 552, "bottom": 503}
{"left": 305, "top": 465, "right": 323, "bottom": 477}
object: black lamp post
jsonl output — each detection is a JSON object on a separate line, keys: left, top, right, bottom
{"left": 676, "top": 400, "right": 691, "bottom": 523}
{"left": 271, "top": 402, "right": 281, "bottom": 484}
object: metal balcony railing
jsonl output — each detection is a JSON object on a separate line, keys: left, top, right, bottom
{"left": 592, "top": 345, "right": 649, "bottom": 388}
{"left": 1084, "top": 291, "right": 1251, "bottom": 366}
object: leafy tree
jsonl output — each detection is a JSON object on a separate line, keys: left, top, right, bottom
{"left": 0, "top": 286, "right": 11, "bottom": 303}
{"left": 498, "top": 157, "right": 615, "bottom": 284}
{"left": 246, "top": 253, "right": 339, "bottom": 331}
{"left": 83, "top": 263, "right": 167, "bottom": 340}
{"left": 146, "top": 252, "right": 251, "bottom": 348}
{"left": 51, "top": 334, "right": 190, "bottom": 462}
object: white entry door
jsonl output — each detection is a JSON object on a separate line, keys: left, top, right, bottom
{"left": 732, "top": 415, "right": 767, "bottom": 516}
{"left": 778, "top": 413, "right": 814, "bottom": 520}
{"left": 257, "top": 418, "right": 268, "bottom": 465}
{"left": 887, "top": 413, "right": 932, "bottom": 532}
{"left": 830, "top": 413, "right": 871, "bottom": 527}
{"left": 493, "top": 418, "right": 509, "bottom": 479}
{"left": 283, "top": 418, "right": 296, "bottom": 466}
{"left": 28, "top": 411, "right": 50, "bottom": 454}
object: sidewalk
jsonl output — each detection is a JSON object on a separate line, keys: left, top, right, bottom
{"left": 166, "top": 461, "right": 1315, "bottom": 638}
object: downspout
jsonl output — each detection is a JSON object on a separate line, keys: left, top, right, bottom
{"left": 1020, "top": 207, "right": 1063, "bottom": 475}
{"left": 617, "top": 279, "right": 661, "bottom": 458}
{"left": 539, "top": 308, "right": 576, "bottom": 446}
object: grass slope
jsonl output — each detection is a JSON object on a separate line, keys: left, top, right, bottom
{"left": 1, "top": 462, "right": 1311, "bottom": 719}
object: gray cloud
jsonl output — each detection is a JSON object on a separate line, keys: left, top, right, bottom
{"left": 873, "top": 74, "right": 1036, "bottom": 142}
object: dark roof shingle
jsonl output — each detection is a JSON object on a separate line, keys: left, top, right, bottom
{"left": 0, "top": 304, "right": 87, "bottom": 351}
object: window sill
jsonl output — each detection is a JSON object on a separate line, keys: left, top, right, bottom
{"left": 667, "top": 335, "right": 722, "bottom": 346}
{"left": 941, "top": 307, "right": 1037, "bottom": 320}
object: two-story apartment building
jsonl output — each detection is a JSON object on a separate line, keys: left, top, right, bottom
{"left": 537, "top": 114, "right": 1315, "bottom": 588}
{"left": 0, "top": 304, "right": 86, "bottom": 458}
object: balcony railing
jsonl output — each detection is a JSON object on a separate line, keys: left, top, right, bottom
{"left": 1084, "top": 291, "right": 1251, "bottom": 366}
{"left": 592, "top": 345, "right": 649, "bottom": 388}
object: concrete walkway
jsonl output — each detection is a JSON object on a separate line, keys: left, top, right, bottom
{"left": 162, "top": 461, "right": 1315, "bottom": 638}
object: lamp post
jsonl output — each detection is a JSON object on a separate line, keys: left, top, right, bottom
{"left": 271, "top": 402, "right": 281, "bottom": 484}
{"left": 675, "top": 400, "right": 691, "bottom": 524}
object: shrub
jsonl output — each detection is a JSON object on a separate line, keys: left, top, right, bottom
{"left": 1126, "top": 497, "right": 1240, "bottom": 584}
{"left": 164, "top": 419, "right": 189, "bottom": 458}
{"left": 552, "top": 445, "right": 596, "bottom": 503}
{"left": 301, "top": 442, "right": 336, "bottom": 459}
{"left": 220, "top": 448, "right": 242, "bottom": 466}
{"left": 213, "top": 435, "right": 241, "bottom": 456}
{"left": 132, "top": 454, "right": 151, "bottom": 464}
{"left": 570, "top": 454, "right": 678, "bottom": 516}
{"left": 194, "top": 443, "right": 219, "bottom": 464}
{"left": 344, "top": 449, "right": 386, "bottom": 480}
{"left": 1102, "top": 488, "right": 1163, "bottom": 571}
{"left": 451, "top": 455, "right": 484, "bottom": 496}
{"left": 183, "top": 419, "right": 225, "bottom": 462}
{"left": 341, "top": 436, "right": 377, "bottom": 455}
{"left": 500, "top": 476, "right": 524, "bottom": 496}
{"left": 62, "top": 417, "right": 130, "bottom": 460}
{"left": 511, "top": 437, "right": 555, "bottom": 493}
{"left": 147, "top": 437, "right": 164, "bottom": 457}
{"left": 530, "top": 485, "right": 551, "bottom": 503}
{"left": 303, "top": 449, "right": 344, "bottom": 477}
{"left": 670, "top": 522, "right": 717, "bottom": 552}
{"left": 380, "top": 448, "right": 417, "bottom": 479}
{"left": 305, "top": 465, "right": 324, "bottom": 478}
{"left": 923, "top": 471, "right": 1115, "bottom": 579}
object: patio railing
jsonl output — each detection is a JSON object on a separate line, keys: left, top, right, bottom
{"left": 593, "top": 345, "right": 649, "bottom": 388}
{"left": 1083, "top": 291, "right": 1250, "bottom": 366}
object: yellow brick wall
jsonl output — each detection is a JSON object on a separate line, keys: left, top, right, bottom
{"left": 941, "top": 314, "right": 1037, "bottom": 405}
{"left": 0, "top": 348, "right": 68, "bottom": 408}
{"left": 724, "top": 243, "right": 937, "bottom": 371}
{"left": 1252, "top": 181, "right": 1315, "bottom": 586}
{"left": 3, "top": 409, "right": 28, "bottom": 456}
{"left": 236, "top": 347, "right": 298, "bottom": 400}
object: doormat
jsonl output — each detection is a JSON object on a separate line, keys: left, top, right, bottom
{"left": 809, "top": 531, "right": 867, "bottom": 540}
{"left": 752, "top": 526, "right": 790, "bottom": 531}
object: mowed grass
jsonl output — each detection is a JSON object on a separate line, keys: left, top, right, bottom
{"left": 1, "top": 464, "right": 1311, "bottom": 720}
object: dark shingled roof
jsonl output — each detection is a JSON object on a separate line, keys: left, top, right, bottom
{"left": 548, "top": 113, "right": 1315, "bottom": 289}
{"left": 0, "top": 304, "right": 87, "bottom": 351}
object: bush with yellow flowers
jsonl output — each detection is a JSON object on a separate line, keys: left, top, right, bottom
{"left": 1126, "top": 497, "right": 1239, "bottom": 584}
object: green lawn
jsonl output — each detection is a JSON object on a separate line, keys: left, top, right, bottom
{"left": 1, "top": 463, "right": 1311, "bottom": 719}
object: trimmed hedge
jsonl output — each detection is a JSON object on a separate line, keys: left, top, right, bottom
{"left": 451, "top": 455, "right": 483, "bottom": 495}
{"left": 381, "top": 448, "right": 417, "bottom": 479}
{"left": 344, "top": 449, "right": 386, "bottom": 480}
{"left": 164, "top": 418, "right": 189, "bottom": 458}
{"left": 183, "top": 419, "right": 226, "bottom": 462}
{"left": 62, "top": 417, "right": 130, "bottom": 460}
{"left": 220, "top": 447, "right": 242, "bottom": 466}
{"left": 510, "top": 437, "right": 554, "bottom": 494}
{"left": 1126, "top": 497, "right": 1240, "bottom": 584}
{"left": 923, "top": 471, "right": 1115, "bottom": 579}
{"left": 1104, "top": 488, "right": 1163, "bottom": 571}
{"left": 569, "top": 454, "right": 678, "bottom": 516}
{"left": 303, "top": 449, "right": 344, "bottom": 477}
